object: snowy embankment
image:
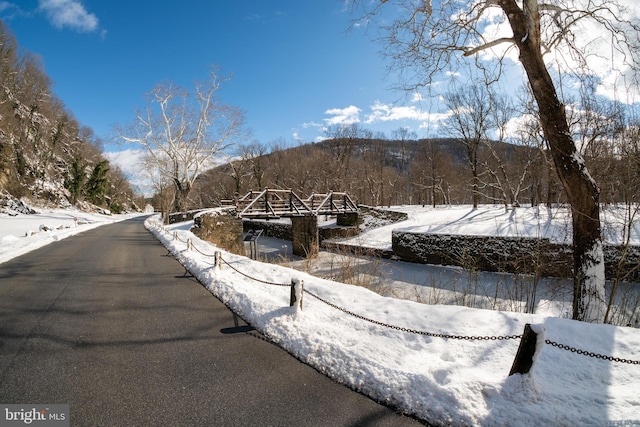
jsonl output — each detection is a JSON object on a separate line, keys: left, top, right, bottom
{"left": 145, "top": 212, "right": 640, "bottom": 427}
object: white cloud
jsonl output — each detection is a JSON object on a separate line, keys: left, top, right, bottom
{"left": 106, "top": 148, "right": 230, "bottom": 197}
{"left": 411, "top": 92, "right": 424, "bottom": 103}
{"left": 105, "top": 148, "right": 144, "bottom": 175}
{"left": 324, "top": 105, "right": 361, "bottom": 126}
{"left": 302, "top": 121, "right": 322, "bottom": 129}
{"left": 0, "top": 1, "right": 23, "bottom": 19}
{"left": 314, "top": 135, "right": 328, "bottom": 143}
{"left": 104, "top": 148, "right": 148, "bottom": 194}
{"left": 364, "top": 101, "right": 451, "bottom": 127}
{"left": 365, "top": 101, "right": 427, "bottom": 123}
{"left": 502, "top": 113, "right": 538, "bottom": 141}
{"left": 38, "top": 0, "right": 99, "bottom": 33}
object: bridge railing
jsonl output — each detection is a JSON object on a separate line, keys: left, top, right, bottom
{"left": 238, "top": 189, "right": 313, "bottom": 218}
{"left": 223, "top": 189, "right": 358, "bottom": 218}
{"left": 306, "top": 192, "right": 358, "bottom": 215}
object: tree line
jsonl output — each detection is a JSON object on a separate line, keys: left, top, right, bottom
{"left": 188, "top": 93, "right": 640, "bottom": 213}
{"left": 0, "top": 21, "right": 136, "bottom": 212}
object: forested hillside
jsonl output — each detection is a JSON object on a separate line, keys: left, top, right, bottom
{"left": 189, "top": 119, "right": 640, "bottom": 210}
{"left": 0, "top": 21, "right": 137, "bottom": 214}
{"left": 190, "top": 136, "right": 544, "bottom": 208}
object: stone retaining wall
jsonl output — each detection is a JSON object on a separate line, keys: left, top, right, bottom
{"left": 358, "top": 206, "right": 408, "bottom": 226}
{"left": 243, "top": 219, "right": 292, "bottom": 240}
{"left": 191, "top": 208, "right": 243, "bottom": 254}
{"left": 191, "top": 209, "right": 640, "bottom": 280}
{"left": 168, "top": 209, "right": 208, "bottom": 224}
{"left": 392, "top": 231, "right": 640, "bottom": 280}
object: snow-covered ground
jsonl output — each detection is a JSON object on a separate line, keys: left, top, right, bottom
{"left": 341, "top": 204, "right": 640, "bottom": 249}
{"left": 2, "top": 204, "right": 640, "bottom": 425}
{"left": 0, "top": 207, "right": 143, "bottom": 265}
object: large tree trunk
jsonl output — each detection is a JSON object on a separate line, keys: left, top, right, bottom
{"left": 501, "top": 0, "right": 605, "bottom": 321}
{"left": 172, "top": 179, "right": 191, "bottom": 213}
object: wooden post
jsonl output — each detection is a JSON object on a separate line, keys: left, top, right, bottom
{"left": 264, "top": 188, "right": 269, "bottom": 214}
{"left": 290, "top": 278, "right": 304, "bottom": 310}
{"left": 509, "top": 323, "right": 541, "bottom": 376}
{"left": 290, "top": 279, "right": 297, "bottom": 307}
{"left": 289, "top": 189, "right": 293, "bottom": 213}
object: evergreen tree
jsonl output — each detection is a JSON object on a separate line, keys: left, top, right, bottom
{"left": 65, "top": 155, "right": 86, "bottom": 204}
{"left": 85, "top": 160, "right": 109, "bottom": 205}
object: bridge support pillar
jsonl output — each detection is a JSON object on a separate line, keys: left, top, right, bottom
{"left": 291, "top": 215, "right": 318, "bottom": 257}
{"left": 336, "top": 212, "right": 359, "bottom": 227}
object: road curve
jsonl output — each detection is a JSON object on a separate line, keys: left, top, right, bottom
{"left": 0, "top": 216, "right": 423, "bottom": 426}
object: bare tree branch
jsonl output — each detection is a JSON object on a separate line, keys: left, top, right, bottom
{"left": 115, "top": 67, "right": 251, "bottom": 211}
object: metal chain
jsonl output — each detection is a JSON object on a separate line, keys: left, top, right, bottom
{"left": 219, "top": 255, "right": 290, "bottom": 287}
{"left": 185, "top": 244, "right": 639, "bottom": 363}
{"left": 173, "top": 233, "right": 190, "bottom": 244}
{"left": 190, "top": 243, "right": 219, "bottom": 258}
{"left": 304, "top": 289, "right": 522, "bottom": 341}
{"left": 545, "top": 339, "right": 640, "bottom": 365}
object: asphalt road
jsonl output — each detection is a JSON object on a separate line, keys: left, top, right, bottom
{"left": 0, "top": 216, "right": 423, "bottom": 426}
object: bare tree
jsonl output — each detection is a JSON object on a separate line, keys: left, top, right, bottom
{"left": 419, "top": 139, "right": 450, "bottom": 207}
{"left": 227, "top": 155, "right": 249, "bottom": 196}
{"left": 323, "top": 123, "right": 371, "bottom": 189}
{"left": 443, "top": 84, "right": 492, "bottom": 209}
{"left": 241, "top": 141, "right": 269, "bottom": 189}
{"left": 567, "top": 85, "right": 622, "bottom": 205}
{"left": 352, "top": 0, "right": 640, "bottom": 322}
{"left": 511, "top": 87, "right": 559, "bottom": 207}
{"left": 392, "top": 126, "right": 417, "bottom": 169}
{"left": 483, "top": 91, "right": 533, "bottom": 209}
{"left": 141, "top": 152, "right": 174, "bottom": 223}
{"left": 117, "top": 68, "right": 249, "bottom": 212}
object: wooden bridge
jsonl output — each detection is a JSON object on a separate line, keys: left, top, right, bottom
{"left": 223, "top": 189, "right": 358, "bottom": 219}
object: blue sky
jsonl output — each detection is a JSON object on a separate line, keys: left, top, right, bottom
{"left": 1, "top": 0, "right": 448, "bottom": 150}
{"left": 3, "top": 0, "right": 636, "bottom": 157}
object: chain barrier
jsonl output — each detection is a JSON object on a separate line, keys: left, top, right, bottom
{"left": 162, "top": 230, "right": 640, "bottom": 364}
{"left": 172, "top": 231, "right": 190, "bottom": 244}
{"left": 211, "top": 250, "right": 515, "bottom": 340}
{"left": 545, "top": 339, "right": 640, "bottom": 365}
{"left": 218, "top": 255, "right": 290, "bottom": 287}
{"left": 211, "top": 250, "right": 517, "bottom": 340}
{"left": 190, "top": 242, "right": 219, "bottom": 258}
{"left": 304, "top": 288, "right": 522, "bottom": 341}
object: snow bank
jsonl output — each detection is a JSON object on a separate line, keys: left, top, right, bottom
{"left": 0, "top": 209, "right": 141, "bottom": 265}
